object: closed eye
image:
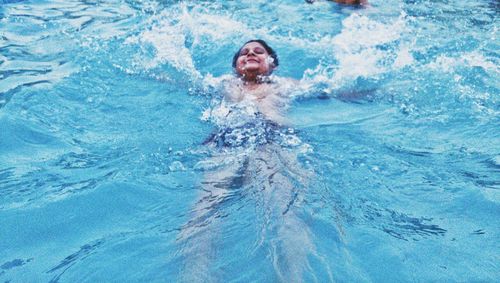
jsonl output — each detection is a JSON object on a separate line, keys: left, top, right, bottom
{"left": 239, "top": 48, "right": 249, "bottom": 56}
{"left": 254, "top": 47, "right": 266, "bottom": 54}
{"left": 239, "top": 47, "right": 267, "bottom": 56}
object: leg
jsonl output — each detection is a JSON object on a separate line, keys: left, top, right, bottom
{"left": 177, "top": 153, "right": 248, "bottom": 283}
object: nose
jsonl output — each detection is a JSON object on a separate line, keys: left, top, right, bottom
{"left": 246, "top": 49, "right": 257, "bottom": 56}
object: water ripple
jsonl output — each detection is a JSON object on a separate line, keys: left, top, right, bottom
{"left": 47, "top": 239, "right": 105, "bottom": 282}
{"left": 0, "top": 0, "right": 139, "bottom": 109}
{"left": 0, "top": 162, "right": 119, "bottom": 210}
{"left": 363, "top": 204, "right": 447, "bottom": 241}
{"left": 0, "top": 0, "right": 498, "bottom": 281}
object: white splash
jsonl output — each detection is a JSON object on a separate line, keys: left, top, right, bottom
{"left": 124, "top": 3, "right": 250, "bottom": 78}
{"left": 302, "top": 12, "right": 411, "bottom": 90}
{"left": 393, "top": 45, "right": 415, "bottom": 69}
{"left": 332, "top": 13, "right": 406, "bottom": 53}
{"left": 427, "top": 51, "right": 499, "bottom": 74}
{"left": 125, "top": 20, "right": 200, "bottom": 77}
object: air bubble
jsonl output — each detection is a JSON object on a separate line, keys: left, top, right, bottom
{"left": 169, "top": 161, "right": 186, "bottom": 172}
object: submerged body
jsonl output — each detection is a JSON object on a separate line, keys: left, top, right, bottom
{"left": 177, "top": 39, "right": 351, "bottom": 282}
{"left": 178, "top": 41, "right": 329, "bottom": 282}
{"left": 180, "top": 78, "right": 319, "bottom": 282}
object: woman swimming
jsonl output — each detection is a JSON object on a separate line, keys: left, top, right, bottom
{"left": 179, "top": 40, "right": 337, "bottom": 282}
{"left": 202, "top": 40, "right": 301, "bottom": 148}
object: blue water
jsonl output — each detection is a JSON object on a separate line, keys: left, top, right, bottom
{"left": 1, "top": 0, "right": 498, "bottom": 282}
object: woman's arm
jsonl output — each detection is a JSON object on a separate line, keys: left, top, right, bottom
{"left": 285, "top": 76, "right": 376, "bottom": 102}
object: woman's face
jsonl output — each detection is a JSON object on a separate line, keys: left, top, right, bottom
{"left": 235, "top": 42, "right": 274, "bottom": 79}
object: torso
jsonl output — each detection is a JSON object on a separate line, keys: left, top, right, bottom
{"left": 221, "top": 77, "right": 294, "bottom": 125}
{"left": 203, "top": 76, "right": 302, "bottom": 149}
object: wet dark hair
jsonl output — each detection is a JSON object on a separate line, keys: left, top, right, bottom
{"left": 232, "top": 39, "right": 279, "bottom": 70}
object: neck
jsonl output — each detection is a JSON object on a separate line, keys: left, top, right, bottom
{"left": 240, "top": 74, "right": 271, "bottom": 85}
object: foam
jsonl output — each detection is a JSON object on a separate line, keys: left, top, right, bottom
{"left": 124, "top": 3, "right": 250, "bottom": 78}
{"left": 302, "top": 12, "right": 411, "bottom": 90}
{"left": 427, "top": 51, "right": 499, "bottom": 74}
{"left": 124, "top": 4, "right": 415, "bottom": 96}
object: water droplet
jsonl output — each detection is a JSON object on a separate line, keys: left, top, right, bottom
{"left": 194, "top": 160, "right": 219, "bottom": 171}
{"left": 169, "top": 161, "right": 186, "bottom": 172}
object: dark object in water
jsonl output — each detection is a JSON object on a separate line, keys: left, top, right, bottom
{"left": 203, "top": 120, "right": 283, "bottom": 148}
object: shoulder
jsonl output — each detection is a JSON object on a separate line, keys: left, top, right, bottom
{"left": 269, "top": 76, "right": 306, "bottom": 98}
{"left": 271, "top": 76, "right": 298, "bottom": 85}
{"left": 202, "top": 74, "right": 235, "bottom": 90}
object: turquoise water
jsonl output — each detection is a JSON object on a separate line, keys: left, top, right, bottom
{"left": 1, "top": 0, "right": 499, "bottom": 282}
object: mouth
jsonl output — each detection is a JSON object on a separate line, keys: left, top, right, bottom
{"left": 246, "top": 59, "right": 259, "bottom": 64}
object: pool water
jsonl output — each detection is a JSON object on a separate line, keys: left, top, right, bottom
{"left": 0, "top": 0, "right": 498, "bottom": 282}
